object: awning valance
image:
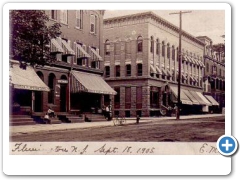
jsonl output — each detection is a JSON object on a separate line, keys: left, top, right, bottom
{"left": 195, "top": 92, "right": 212, "bottom": 106}
{"left": 76, "top": 43, "right": 91, "bottom": 58}
{"left": 204, "top": 95, "right": 219, "bottom": 106}
{"left": 10, "top": 60, "right": 50, "bottom": 91}
{"left": 89, "top": 47, "right": 103, "bottom": 61}
{"left": 170, "top": 86, "right": 192, "bottom": 105}
{"left": 71, "top": 70, "right": 116, "bottom": 95}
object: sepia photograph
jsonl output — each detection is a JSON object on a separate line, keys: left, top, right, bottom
{"left": 2, "top": 1, "right": 233, "bottom": 176}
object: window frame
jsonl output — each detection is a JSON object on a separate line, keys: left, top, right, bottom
{"left": 60, "top": 10, "right": 68, "bottom": 24}
{"left": 137, "top": 36, "right": 143, "bottom": 52}
{"left": 76, "top": 10, "right": 83, "bottom": 29}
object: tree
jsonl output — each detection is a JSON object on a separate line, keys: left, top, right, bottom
{"left": 10, "top": 10, "right": 62, "bottom": 67}
{"left": 212, "top": 43, "right": 225, "bottom": 64}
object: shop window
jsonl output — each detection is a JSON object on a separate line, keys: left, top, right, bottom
{"left": 114, "top": 87, "right": 120, "bottom": 109}
{"left": 48, "top": 73, "right": 56, "bottom": 104}
{"left": 136, "top": 87, "right": 142, "bottom": 109}
{"left": 125, "top": 87, "right": 131, "bottom": 109}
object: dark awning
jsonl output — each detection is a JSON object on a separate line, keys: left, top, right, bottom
{"left": 71, "top": 70, "right": 116, "bottom": 95}
{"left": 10, "top": 60, "right": 50, "bottom": 91}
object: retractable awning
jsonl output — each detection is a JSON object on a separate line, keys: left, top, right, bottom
{"left": 189, "top": 91, "right": 207, "bottom": 105}
{"left": 166, "top": 69, "right": 172, "bottom": 77}
{"left": 51, "top": 38, "right": 64, "bottom": 53}
{"left": 76, "top": 43, "right": 91, "bottom": 58}
{"left": 89, "top": 47, "right": 103, "bottom": 61}
{"left": 62, "top": 40, "right": 75, "bottom": 55}
{"left": 150, "top": 65, "right": 156, "bottom": 74}
{"left": 182, "top": 89, "right": 199, "bottom": 105}
{"left": 204, "top": 95, "right": 219, "bottom": 106}
{"left": 170, "top": 86, "right": 192, "bottom": 105}
{"left": 195, "top": 92, "right": 212, "bottom": 106}
{"left": 161, "top": 68, "right": 167, "bottom": 76}
{"left": 156, "top": 66, "right": 161, "bottom": 74}
{"left": 10, "top": 60, "right": 50, "bottom": 91}
{"left": 71, "top": 70, "right": 116, "bottom": 95}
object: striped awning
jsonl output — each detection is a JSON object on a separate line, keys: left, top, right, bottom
{"left": 51, "top": 38, "right": 64, "bottom": 53}
{"left": 156, "top": 66, "right": 161, "bottom": 74}
{"left": 76, "top": 43, "right": 91, "bottom": 58}
{"left": 62, "top": 39, "right": 75, "bottom": 55}
{"left": 71, "top": 70, "right": 116, "bottom": 95}
{"left": 9, "top": 60, "right": 50, "bottom": 91}
{"left": 89, "top": 47, "right": 103, "bottom": 61}
{"left": 204, "top": 95, "right": 219, "bottom": 106}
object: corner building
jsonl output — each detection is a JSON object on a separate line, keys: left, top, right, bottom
{"left": 103, "top": 11, "right": 212, "bottom": 117}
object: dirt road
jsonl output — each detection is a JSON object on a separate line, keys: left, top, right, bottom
{"left": 10, "top": 116, "right": 224, "bottom": 142}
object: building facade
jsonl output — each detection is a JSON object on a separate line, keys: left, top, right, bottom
{"left": 10, "top": 10, "right": 116, "bottom": 117}
{"left": 103, "top": 11, "right": 212, "bottom": 117}
{"left": 197, "top": 36, "right": 225, "bottom": 112}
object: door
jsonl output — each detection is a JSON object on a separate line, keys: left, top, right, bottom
{"left": 34, "top": 91, "right": 43, "bottom": 112}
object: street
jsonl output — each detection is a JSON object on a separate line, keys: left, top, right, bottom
{"left": 10, "top": 116, "right": 225, "bottom": 142}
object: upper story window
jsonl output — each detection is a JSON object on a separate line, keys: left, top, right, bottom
{"left": 126, "top": 41, "right": 131, "bottom": 54}
{"left": 105, "top": 39, "right": 110, "bottom": 55}
{"left": 172, "top": 46, "right": 175, "bottom": 60}
{"left": 60, "top": 10, "right": 68, "bottom": 24}
{"left": 105, "top": 66, "right": 110, "bottom": 77}
{"left": 162, "top": 41, "right": 165, "bottom": 57}
{"left": 137, "top": 64, "right": 143, "bottom": 76}
{"left": 150, "top": 36, "right": 154, "bottom": 53}
{"left": 76, "top": 10, "right": 83, "bottom": 29}
{"left": 90, "top": 14, "right": 97, "bottom": 34}
{"left": 115, "top": 65, "right": 120, "bottom": 77}
{"left": 137, "top": 36, "right": 143, "bottom": 52}
{"left": 167, "top": 43, "right": 170, "bottom": 59}
{"left": 156, "top": 39, "right": 160, "bottom": 55}
{"left": 206, "top": 63, "right": 209, "bottom": 72}
{"left": 126, "top": 64, "right": 131, "bottom": 76}
{"left": 50, "top": 10, "right": 57, "bottom": 20}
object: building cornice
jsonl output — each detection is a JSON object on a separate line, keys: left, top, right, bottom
{"left": 104, "top": 11, "right": 205, "bottom": 47}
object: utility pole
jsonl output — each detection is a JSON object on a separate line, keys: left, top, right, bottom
{"left": 170, "top": 11, "right": 191, "bottom": 120}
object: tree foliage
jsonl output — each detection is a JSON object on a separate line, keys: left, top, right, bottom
{"left": 10, "top": 10, "right": 62, "bottom": 67}
{"left": 212, "top": 43, "right": 225, "bottom": 63}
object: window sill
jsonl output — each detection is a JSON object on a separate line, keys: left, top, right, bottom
{"left": 75, "top": 27, "right": 83, "bottom": 31}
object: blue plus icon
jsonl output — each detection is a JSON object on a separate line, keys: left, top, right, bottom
{"left": 217, "top": 135, "right": 238, "bottom": 156}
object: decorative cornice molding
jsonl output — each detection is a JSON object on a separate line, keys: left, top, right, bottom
{"left": 104, "top": 11, "right": 205, "bottom": 47}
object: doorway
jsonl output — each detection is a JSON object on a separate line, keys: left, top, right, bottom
{"left": 34, "top": 91, "right": 43, "bottom": 112}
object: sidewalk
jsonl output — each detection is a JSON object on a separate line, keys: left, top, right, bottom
{"left": 10, "top": 114, "right": 224, "bottom": 136}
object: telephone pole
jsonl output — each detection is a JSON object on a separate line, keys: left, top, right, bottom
{"left": 170, "top": 11, "right": 191, "bottom": 120}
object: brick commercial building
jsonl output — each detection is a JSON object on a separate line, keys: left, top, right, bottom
{"left": 197, "top": 36, "right": 225, "bottom": 113}
{"left": 103, "top": 11, "right": 218, "bottom": 117}
{"left": 10, "top": 10, "right": 116, "bottom": 120}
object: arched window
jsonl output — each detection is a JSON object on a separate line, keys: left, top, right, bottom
{"left": 105, "top": 39, "right": 110, "bottom": 55}
{"left": 162, "top": 41, "right": 165, "bottom": 57}
{"left": 150, "top": 36, "right": 154, "bottom": 53}
{"left": 137, "top": 36, "right": 143, "bottom": 52}
{"left": 167, "top": 43, "right": 170, "bottom": 59}
{"left": 156, "top": 39, "right": 160, "bottom": 55}
{"left": 61, "top": 75, "right": 67, "bottom": 80}
{"left": 48, "top": 73, "right": 56, "bottom": 104}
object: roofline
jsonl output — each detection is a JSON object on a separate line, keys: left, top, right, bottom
{"left": 104, "top": 11, "right": 205, "bottom": 46}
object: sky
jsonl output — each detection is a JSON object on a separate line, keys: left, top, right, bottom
{"left": 104, "top": 10, "right": 225, "bottom": 44}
